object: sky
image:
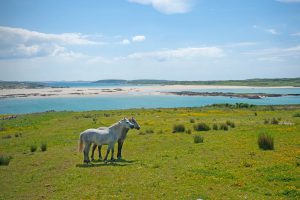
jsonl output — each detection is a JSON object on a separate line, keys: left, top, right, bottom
{"left": 0, "top": 0, "right": 300, "bottom": 81}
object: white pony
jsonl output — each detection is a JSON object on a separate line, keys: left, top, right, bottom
{"left": 79, "top": 118, "right": 134, "bottom": 163}
{"left": 91, "top": 117, "right": 141, "bottom": 161}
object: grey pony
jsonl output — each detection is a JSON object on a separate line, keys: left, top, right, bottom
{"left": 91, "top": 117, "right": 140, "bottom": 161}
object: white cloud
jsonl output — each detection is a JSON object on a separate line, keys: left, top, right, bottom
{"left": 252, "top": 25, "right": 280, "bottom": 35}
{"left": 125, "top": 47, "right": 224, "bottom": 61}
{"left": 128, "top": 0, "right": 193, "bottom": 14}
{"left": 122, "top": 39, "right": 131, "bottom": 45}
{"left": 267, "top": 28, "right": 280, "bottom": 35}
{"left": 277, "top": 0, "right": 300, "bottom": 3}
{"left": 132, "top": 35, "right": 146, "bottom": 42}
{"left": 291, "top": 32, "right": 300, "bottom": 36}
{"left": 0, "top": 26, "right": 100, "bottom": 59}
{"left": 243, "top": 45, "right": 300, "bottom": 61}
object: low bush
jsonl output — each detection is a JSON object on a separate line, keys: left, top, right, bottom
{"left": 271, "top": 118, "right": 279, "bottom": 125}
{"left": 226, "top": 120, "right": 235, "bottom": 128}
{"left": 15, "top": 133, "right": 22, "bottom": 137}
{"left": 212, "top": 124, "right": 218, "bottom": 130}
{"left": 0, "top": 155, "right": 12, "bottom": 166}
{"left": 264, "top": 119, "right": 269, "bottom": 124}
{"left": 189, "top": 118, "right": 195, "bottom": 123}
{"left": 219, "top": 123, "right": 228, "bottom": 131}
{"left": 194, "top": 123, "right": 210, "bottom": 131}
{"left": 194, "top": 135, "right": 204, "bottom": 143}
{"left": 293, "top": 113, "right": 300, "bottom": 117}
{"left": 186, "top": 129, "right": 192, "bottom": 134}
{"left": 30, "top": 144, "right": 37, "bottom": 152}
{"left": 258, "top": 133, "right": 274, "bottom": 150}
{"left": 173, "top": 124, "right": 185, "bottom": 133}
{"left": 40, "top": 143, "right": 47, "bottom": 152}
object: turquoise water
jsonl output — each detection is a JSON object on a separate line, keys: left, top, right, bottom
{"left": 0, "top": 92, "right": 299, "bottom": 114}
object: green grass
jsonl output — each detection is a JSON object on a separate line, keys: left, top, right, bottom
{"left": 0, "top": 105, "right": 300, "bottom": 199}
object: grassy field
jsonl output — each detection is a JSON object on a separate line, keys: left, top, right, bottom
{"left": 0, "top": 105, "right": 299, "bottom": 199}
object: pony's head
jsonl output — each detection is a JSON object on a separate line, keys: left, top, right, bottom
{"left": 119, "top": 118, "right": 134, "bottom": 129}
{"left": 129, "top": 117, "right": 141, "bottom": 130}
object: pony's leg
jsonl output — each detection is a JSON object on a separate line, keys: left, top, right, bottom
{"left": 91, "top": 144, "right": 97, "bottom": 161}
{"left": 83, "top": 142, "right": 92, "bottom": 163}
{"left": 111, "top": 145, "right": 115, "bottom": 161}
{"left": 117, "top": 140, "right": 124, "bottom": 160}
{"left": 103, "top": 145, "right": 111, "bottom": 161}
{"left": 98, "top": 145, "right": 102, "bottom": 159}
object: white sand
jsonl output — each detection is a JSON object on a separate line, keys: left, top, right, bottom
{"left": 0, "top": 85, "right": 295, "bottom": 99}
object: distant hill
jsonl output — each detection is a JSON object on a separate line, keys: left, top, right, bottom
{"left": 0, "top": 81, "right": 46, "bottom": 89}
{"left": 93, "top": 79, "right": 127, "bottom": 84}
{"left": 94, "top": 78, "right": 300, "bottom": 87}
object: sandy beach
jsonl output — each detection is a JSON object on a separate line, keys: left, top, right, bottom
{"left": 0, "top": 85, "right": 297, "bottom": 99}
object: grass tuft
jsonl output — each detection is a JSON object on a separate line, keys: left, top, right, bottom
{"left": 40, "top": 143, "right": 47, "bottom": 152}
{"left": 189, "top": 118, "right": 195, "bottom": 123}
{"left": 212, "top": 123, "right": 218, "bottom": 130}
{"left": 292, "top": 113, "right": 300, "bottom": 117}
{"left": 30, "top": 144, "right": 37, "bottom": 152}
{"left": 173, "top": 124, "right": 185, "bottom": 133}
{"left": 226, "top": 120, "right": 235, "bottom": 128}
{"left": 194, "top": 123, "right": 210, "bottom": 131}
{"left": 258, "top": 133, "right": 274, "bottom": 150}
{"left": 194, "top": 134, "right": 204, "bottom": 143}
{"left": 219, "top": 123, "right": 229, "bottom": 131}
{"left": 0, "top": 155, "right": 12, "bottom": 166}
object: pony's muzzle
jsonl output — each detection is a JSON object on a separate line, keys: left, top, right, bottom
{"left": 130, "top": 125, "right": 134, "bottom": 129}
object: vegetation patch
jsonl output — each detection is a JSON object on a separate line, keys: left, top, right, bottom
{"left": 194, "top": 134, "right": 204, "bottom": 143}
{"left": 258, "top": 133, "right": 274, "bottom": 150}
{"left": 30, "top": 144, "right": 37, "bottom": 152}
{"left": 194, "top": 122, "right": 210, "bottom": 131}
{"left": 0, "top": 155, "right": 12, "bottom": 166}
{"left": 40, "top": 143, "right": 47, "bottom": 152}
{"left": 173, "top": 124, "right": 185, "bottom": 133}
{"left": 219, "top": 123, "right": 229, "bottom": 131}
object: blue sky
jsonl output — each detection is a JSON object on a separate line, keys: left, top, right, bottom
{"left": 0, "top": 0, "right": 300, "bottom": 81}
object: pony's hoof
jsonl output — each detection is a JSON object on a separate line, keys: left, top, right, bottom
{"left": 91, "top": 158, "right": 95, "bottom": 161}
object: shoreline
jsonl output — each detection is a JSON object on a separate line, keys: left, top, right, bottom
{"left": 0, "top": 85, "right": 299, "bottom": 99}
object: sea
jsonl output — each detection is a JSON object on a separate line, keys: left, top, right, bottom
{"left": 0, "top": 82, "right": 300, "bottom": 114}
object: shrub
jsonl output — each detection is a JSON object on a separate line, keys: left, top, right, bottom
{"left": 173, "top": 124, "right": 185, "bottom": 133}
{"left": 186, "top": 129, "right": 192, "bottom": 134}
{"left": 226, "top": 120, "right": 235, "bottom": 128}
{"left": 40, "top": 143, "right": 47, "bottom": 152}
{"left": 190, "top": 118, "right": 195, "bottom": 123}
{"left": 194, "top": 135, "right": 204, "bottom": 143}
{"left": 264, "top": 119, "right": 269, "bottom": 124}
{"left": 15, "top": 133, "right": 22, "bottom": 137}
{"left": 30, "top": 144, "right": 37, "bottom": 152}
{"left": 0, "top": 155, "right": 12, "bottom": 166}
{"left": 194, "top": 123, "right": 210, "bottom": 131}
{"left": 219, "top": 123, "right": 228, "bottom": 131}
{"left": 254, "top": 112, "right": 257, "bottom": 116}
{"left": 258, "top": 133, "right": 274, "bottom": 150}
{"left": 212, "top": 124, "right": 218, "bottom": 130}
{"left": 271, "top": 118, "right": 279, "bottom": 125}
{"left": 293, "top": 113, "right": 300, "bottom": 117}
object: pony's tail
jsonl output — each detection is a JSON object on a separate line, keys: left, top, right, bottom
{"left": 78, "top": 133, "right": 84, "bottom": 152}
